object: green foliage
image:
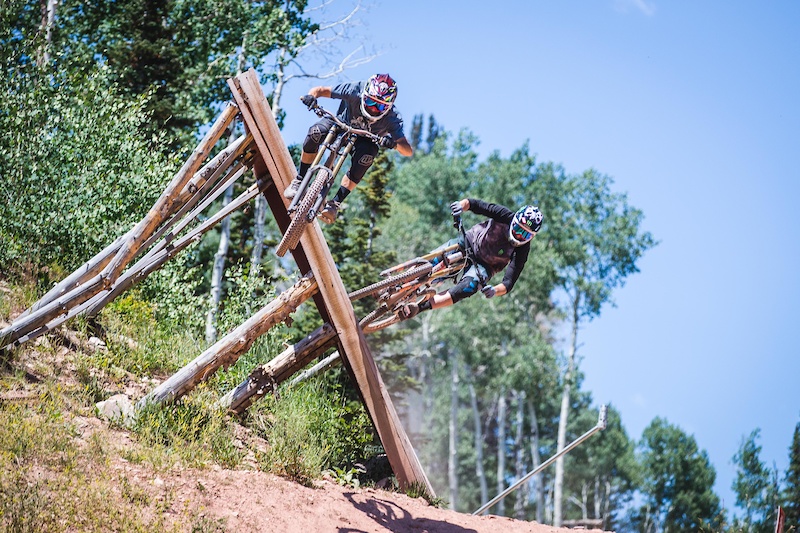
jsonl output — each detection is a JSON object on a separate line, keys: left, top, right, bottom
{"left": 98, "top": 291, "right": 201, "bottom": 376}
{"left": 55, "top": 0, "right": 316, "bottom": 141}
{"left": 405, "top": 480, "right": 446, "bottom": 508}
{"left": 784, "top": 420, "right": 800, "bottom": 528}
{"left": 248, "top": 381, "right": 376, "bottom": 485}
{"left": 327, "top": 465, "right": 364, "bottom": 489}
{"left": 635, "top": 417, "right": 723, "bottom": 532}
{"left": 732, "top": 429, "right": 780, "bottom": 532}
{"left": 0, "top": 56, "right": 175, "bottom": 274}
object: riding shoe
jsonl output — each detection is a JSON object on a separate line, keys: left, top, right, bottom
{"left": 318, "top": 200, "right": 341, "bottom": 224}
{"left": 399, "top": 302, "right": 420, "bottom": 319}
{"left": 283, "top": 175, "right": 303, "bottom": 199}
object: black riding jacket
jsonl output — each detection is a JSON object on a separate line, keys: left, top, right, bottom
{"left": 464, "top": 199, "right": 531, "bottom": 293}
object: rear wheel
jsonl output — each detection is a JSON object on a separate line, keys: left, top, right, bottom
{"left": 276, "top": 169, "right": 331, "bottom": 257}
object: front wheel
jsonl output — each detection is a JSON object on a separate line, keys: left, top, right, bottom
{"left": 348, "top": 263, "right": 432, "bottom": 301}
{"left": 276, "top": 168, "right": 331, "bottom": 257}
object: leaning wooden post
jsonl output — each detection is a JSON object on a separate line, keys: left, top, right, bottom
{"left": 102, "top": 103, "right": 239, "bottom": 287}
{"left": 220, "top": 323, "right": 337, "bottom": 414}
{"left": 231, "top": 69, "right": 434, "bottom": 495}
{"left": 137, "top": 273, "right": 318, "bottom": 408}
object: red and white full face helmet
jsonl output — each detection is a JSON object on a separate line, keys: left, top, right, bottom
{"left": 509, "top": 205, "right": 543, "bottom": 246}
{"left": 360, "top": 74, "right": 397, "bottom": 121}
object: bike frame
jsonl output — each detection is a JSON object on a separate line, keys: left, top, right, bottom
{"left": 286, "top": 106, "right": 380, "bottom": 217}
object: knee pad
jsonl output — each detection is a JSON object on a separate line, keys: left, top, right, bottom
{"left": 448, "top": 276, "right": 480, "bottom": 303}
{"left": 303, "top": 122, "right": 330, "bottom": 153}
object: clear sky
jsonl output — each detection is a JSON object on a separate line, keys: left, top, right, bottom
{"left": 276, "top": 0, "right": 800, "bottom": 513}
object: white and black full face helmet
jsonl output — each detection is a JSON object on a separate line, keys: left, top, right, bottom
{"left": 509, "top": 205, "right": 543, "bottom": 246}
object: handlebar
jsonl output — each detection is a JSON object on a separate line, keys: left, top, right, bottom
{"left": 308, "top": 104, "right": 383, "bottom": 144}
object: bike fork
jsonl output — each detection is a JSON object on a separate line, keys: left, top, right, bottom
{"left": 306, "top": 167, "right": 334, "bottom": 220}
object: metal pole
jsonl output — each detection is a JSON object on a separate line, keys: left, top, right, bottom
{"left": 473, "top": 405, "right": 608, "bottom": 516}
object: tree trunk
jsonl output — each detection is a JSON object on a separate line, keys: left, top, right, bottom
{"left": 496, "top": 390, "right": 507, "bottom": 516}
{"left": 448, "top": 350, "right": 459, "bottom": 510}
{"left": 205, "top": 184, "right": 234, "bottom": 344}
{"left": 527, "top": 397, "right": 544, "bottom": 523}
{"left": 469, "top": 380, "right": 488, "bottom": 509}
{"left": 38, "top": 0, "right": 57, "bottom": 65}
{"left": 553, "top": 292, "right": 580, "bottom": 526}
{"left": 514, "top": 390, "right": 527, "bottom": 520}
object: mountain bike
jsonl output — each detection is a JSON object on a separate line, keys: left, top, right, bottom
{"left": 276, "top": 104, "right": 385, "bottom": 257}
{"left": 350, "top": 215, "right": 484, "bottom": 333}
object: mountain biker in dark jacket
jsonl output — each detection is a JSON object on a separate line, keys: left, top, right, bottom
{"left": 284, "top": 73, "right": 413, "bottom": 223}
{"left": 402, "top": 199, "right": 543, "bottom": 318}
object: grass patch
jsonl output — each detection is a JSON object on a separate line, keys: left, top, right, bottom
{"left": 97, "top": 293, "right": 203, "bottom": 376}
{"left": 0, "top": 385, "right": 185, "bottom": 531}
{"left": 247, "top": 380, "right": 376, "bottom": 485}
{"left": 132, "top": 395, "right": 243, "bottom": 469}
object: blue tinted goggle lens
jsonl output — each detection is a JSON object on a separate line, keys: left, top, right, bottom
{"left": 512, "top": 225, "right": 533, "bottom": 242}
{"left": 365, "top": 97, "right": 388, "bottom": 112}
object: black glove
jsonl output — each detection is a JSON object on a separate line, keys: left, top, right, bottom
{"left": 378, "top": 135, "right": 396, "bottom": 149}
{"left": 481, "top": 285, "right": 496, "bottom": 299}
{"left": 450, "top": 201, "right": 463, "bottom": 217}
{"left": 300, "top": 94, "right": 317, "bottom": 109}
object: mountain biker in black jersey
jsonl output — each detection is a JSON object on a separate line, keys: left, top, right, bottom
{"left": 401, "top": 199, "right": 543, "bottom": 318}
{"left": 284, "top": 73, "right": 413, "bottom": 223}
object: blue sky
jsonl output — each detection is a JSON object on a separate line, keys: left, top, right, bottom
{"left": 276, "top": 0, "right": 800, "bottom": 512}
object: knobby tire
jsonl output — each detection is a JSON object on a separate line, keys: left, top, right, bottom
{"left": 359, "top": 304, "right": 390, "bottom": 328}
{"left": 348, "top": 263, "right": 433, "bottom": 301}
{"left": 275, "top": 170, "right": 330, "bottom": 257}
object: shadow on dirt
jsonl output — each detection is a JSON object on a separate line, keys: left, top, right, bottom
{"left": 340, "top": 492, "right": 478, "bottom": 533}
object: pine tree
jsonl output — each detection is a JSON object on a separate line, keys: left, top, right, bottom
{"left": 637, "top": 418, "right": 723, "bottom": 532}
{"left": 784, "top": 420, "right": 800, "bottom": 528}
{"left": 733, "top": 429, "right": 779, "bottom": 533}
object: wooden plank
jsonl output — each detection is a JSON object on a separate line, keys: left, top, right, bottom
{"left": 231, "top": 69, "right": 434, "bottom": 495}
{"left": 137, "top": 273, "right": 318, "bottom": 407}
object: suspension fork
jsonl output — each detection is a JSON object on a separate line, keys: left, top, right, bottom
{"left": 309, "top": 133, "right": 358, "bottom": 216}
{"left": 287, "top": 126, "right": 339, "bottom": 212}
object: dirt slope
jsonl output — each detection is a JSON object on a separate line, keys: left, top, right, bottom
{"left": 113, "top": 457, "right": 584, "bottom": 533}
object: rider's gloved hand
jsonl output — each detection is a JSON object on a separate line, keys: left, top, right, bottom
{"left": 378, "top": 135, "right": 396, "bottom": 149}
{"left": 481, "top": 285, "right": 496, "bottom": 299}
{"left": 450, "top": 201, "right": 463, "bottom": 217}
{"left": 300, "top": 94, "right": 317, "bottom": 109}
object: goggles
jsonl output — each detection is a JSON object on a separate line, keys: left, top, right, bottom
{"left": 364, "top": 96, "right": 390, "bottom": 113}
{"left": 511, "top": 222, "right": 534, "bottom": 243}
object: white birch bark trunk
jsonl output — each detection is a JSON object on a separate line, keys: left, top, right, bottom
{"left": 39, "top": 0, "right": 57, "bottom": 65}
{"left": 514, "top": 390, "right": 526, "bottom": 520}
{"left": 496, "top": 390, "right": 507, "bottom": 516}
{"left": 469, "top": 380, "right": 488, "bottom": 509}
{"left": 554, "top": 292, "right": 580, "bottom": 526}
{"left": 448, "top": 351, "right": 459, "bottom": 510}
{"left": 205, "top": 184, "right": 233, "bottom": 344}
{"left": 527, "top": 397, "right": 545, "bottom": 523}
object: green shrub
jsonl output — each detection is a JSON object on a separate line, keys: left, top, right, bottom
{"left": 249, "top": 381, "right": 376, "bottom": 485}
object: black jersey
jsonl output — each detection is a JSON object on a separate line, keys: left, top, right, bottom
{"left": 464, "top": 199, "right": 531, "bottom": 293}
